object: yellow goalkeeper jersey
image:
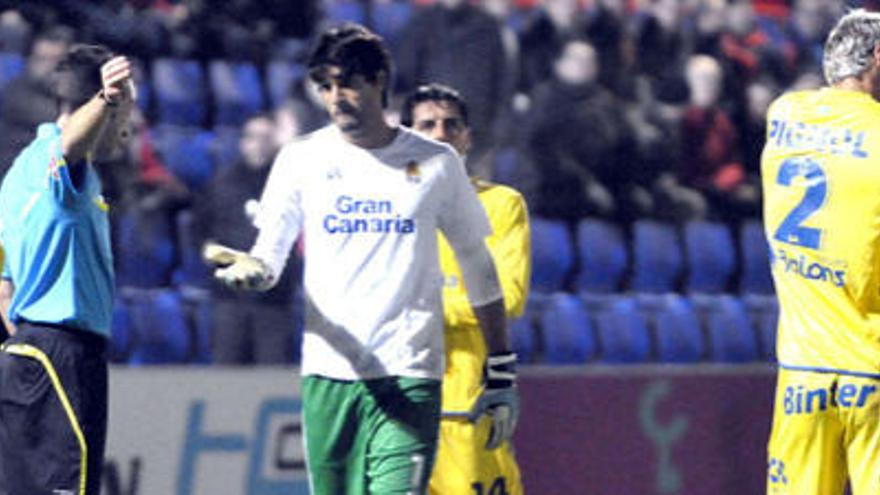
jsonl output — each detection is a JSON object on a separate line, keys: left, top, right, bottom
{"left": 437, "top": 179, "right": 530, "bottom": 413}
{"left": 438, "top": 179, "right": 530, "bottom": 329}
{"left": 762, "top": 88, "right": 880, "bottom": 376}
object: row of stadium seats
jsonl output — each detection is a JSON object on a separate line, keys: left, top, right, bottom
{"left": 108, "top": 287, "right": 777, "bottom": 366}
{"left": 532, "top": 217, "right": 775, "bottom": 296}
{"left": 0, "top": 51, "right": 305, "bottom": 127}
{"left": 116, "top": 206, "right": 776, "bottom": 297}
{"left": 116, "top": 209, "right": 776, "bottom": 300}
{"left": 109, "top": 286, "right": 303, "bottom": 365}
{"left": 512, "top": 292, "right": 777, "bottom": 365}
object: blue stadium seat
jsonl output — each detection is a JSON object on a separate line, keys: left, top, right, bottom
{"left": 208, "top": 60, "right": 265, "bottom": 127}
{"left": 654, "top": 295, "right": 704, "bottom": 363}
{"left": 266, "top": 59, "right": 306, "bottom": 107}
{"left": 506, "top": 6, "right": 534, "bottom": 32}
{"left": 0, "top": 51, "right": 23, "bottom": 90}
{"left": 530, "top": 217, "right": 574, "bottom": 293}
{"left": 739, "top": 219, "right": 775, "bottom": 295}
{"left": 371, "top": 1, "right": 413, "bottom": 44}
{"left": 755, "top": 302, "right": 778, "bottom": 361}
{"left": 109, "top": 300, "right": 135, "bottom": 363}
{"left": 189, "top": 294, "right": 214, "bottom": 364}
{"left": 115, "top": 210, "right": 176, "bottom": 288}
{"left": 154, "top": 125, "right": 217, "bottom": 190}
{"left": 510, "top": 315, "right": 537, "bottom": 364}
{"left": 683, "top": 220, "right": 736, "bottom": 293}
{"left": 211, "top": 126, "right": 242, "bottom": 170}
{"left": 575, "top": 218, "right": 628, "bottom": 293}
{"left": 325, "top": 0, "right": 368, "bottom": 24}
{"left": 131, "top": 58, "right": 151, "bottom": 117}
{"left": 172, "top": 209, "right": 211, "bottom": 289}
{"left": 631, "top": 220, "right": 683, "bottom": 293}
{"left": 706, "top": 296, "right": 760, "bottom": 363}
{"left": 152, "top": 58, "right": 207, "bottom": 126}
{"left": 539, "top": 293, "right": 596, "bottom": 364}
{"left": 128, "top": 289, "right": 191, "bottom": 364}
{"left": 596, "top": 297, "right": 652, "bottom": 363}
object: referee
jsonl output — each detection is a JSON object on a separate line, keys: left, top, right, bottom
{"left": 0, "top": 44, "right": 133, "bottom": 495}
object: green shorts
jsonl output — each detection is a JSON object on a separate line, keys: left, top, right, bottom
{"left": 302, "top": 375, "right": 442, "bottom": 495}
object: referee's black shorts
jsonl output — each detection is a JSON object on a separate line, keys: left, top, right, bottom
{"left": 0, "top": 322, "right": 108, "bottom": 495}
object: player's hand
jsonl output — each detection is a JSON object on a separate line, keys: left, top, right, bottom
{"left": 202, "top": 241, "right": 274, "bottom": 291}
{"left": 100, "top": 56, "right": 134, "bottom": 105}
{"left": 469, "top": 352, "right": 519, "bottom": 450}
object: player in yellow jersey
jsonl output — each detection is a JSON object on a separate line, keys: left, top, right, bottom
{"left": 762, "top": 10, "right": 880, "bottom": 495}
{"left": 402, "top": 84, "right": 530, "bottom": 495}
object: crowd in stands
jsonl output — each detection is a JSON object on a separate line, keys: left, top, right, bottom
{"left": 0, "top": 0, "right": 870, "bottom": 366}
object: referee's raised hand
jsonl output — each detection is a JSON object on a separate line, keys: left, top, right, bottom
{"left": 100, "top": 56, "right": 133, "bottom": 105}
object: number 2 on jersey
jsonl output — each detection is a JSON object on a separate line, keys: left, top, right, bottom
{"left": 773, "top": 157, "right": 827, "bottom": 250}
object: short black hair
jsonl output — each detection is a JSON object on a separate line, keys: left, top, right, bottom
{"left": 307, "top": 23, "right": 392, "bottom": 106}
{"left": 400, "top": 83, "right": 469, "bottom": 128}
{"left": 52, "top": 43, "right": 115, "bottom": 113}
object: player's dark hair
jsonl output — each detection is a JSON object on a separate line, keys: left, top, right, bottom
{"left": 52, "top": 43, "right": 115, "bottom": 114}
{"left": 400, "top": 83, "right": 470, "bottom": 128}
{"left": 307, "top": 23, "right": 393, "bottom": 106}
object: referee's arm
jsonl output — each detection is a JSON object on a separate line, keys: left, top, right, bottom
{"left": 0, "top": 278, "right": 15, "bottom": 336}
{"left": 61, "top": 57, "right": 133, "bottom": 166}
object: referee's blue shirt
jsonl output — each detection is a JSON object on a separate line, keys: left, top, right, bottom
{"left": 0, "top": 123, "right": 114, "bottom": 337}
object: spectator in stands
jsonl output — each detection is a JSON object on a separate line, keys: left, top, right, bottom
{"left": 0, "top": 26, "right": 72, "bottom": 175}
{"left": 630, "top": 75, "right": 710, "bottom": 222}
{"left": 518, "top": 0, "right": 586, "bottom": 94}
{"left": 786, "top": 0, "right": 834, "bottom": 76}
{"left": 633, "top": 0, "right": 689, "bottom": 81}
{"left": 523, "top": 39, "right": 644, "bottom": 223}
{"left": 0, "top": 9, "right": 31, "bottom": 53}
{"left": 585, "top": 0, "right": 633, "bottom": 97}
{"left": 194, "top": 113, "right": 299, "bottom": 365}
{"left": 110, "top": 108, "right": 191, "bottom": 288}
{"left": 742, "top": 80, "right": 776, "bottom": 180}
{"left": 397, "top": 0, "right": 509, "bottom": 160}
{"left": 678, "top": 54, "right": 758, "bottom": 222}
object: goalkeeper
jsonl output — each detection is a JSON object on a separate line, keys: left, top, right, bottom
{"left": 203, "top": 24, "right": 517, "bottom": 495}
{"left": 402, "top": 84, "right": 530, "bottom": 495}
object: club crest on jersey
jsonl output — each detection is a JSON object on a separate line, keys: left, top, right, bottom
{"left": 405, "top": 161, "right": 421, "bottom": 183}
{"left": 46, "top": 155, "right": 66, "bottom": 185}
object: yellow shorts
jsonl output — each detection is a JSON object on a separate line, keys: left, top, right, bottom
{"left": 430, "top": 416, "right": 523, "bottom": 495}
{"left": 430, "top": 327, "right": 523, "bottom": 494}
{"left": 767, "top": 367, "right": 880, "bottom": 495}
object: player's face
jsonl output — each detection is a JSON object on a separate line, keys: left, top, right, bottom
{"left": 410, "top": 101, "right": 471, "bottom": 156}
{"left": 315, "top": 67, "right": 385, "bottom": 135}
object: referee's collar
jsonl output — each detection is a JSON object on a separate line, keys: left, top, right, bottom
{"left": 36, "top": 122, "right": 61, "bottom": 138}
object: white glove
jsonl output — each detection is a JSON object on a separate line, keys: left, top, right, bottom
{"left": 469, "top": 352, "right": 519, "bottom": 450}
{"left": 202, "top": 241, "right": 274, "bottom": 291}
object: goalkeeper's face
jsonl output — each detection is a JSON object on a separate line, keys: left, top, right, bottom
{"left": 410, "top": 100, "right": 471, "bottom": 156}
{"left": 314, "top": 65, "right": 385, "bottom": 135}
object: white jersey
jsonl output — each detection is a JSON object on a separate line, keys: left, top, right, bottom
{"left": 251, "top": 125, "right": 491, "bottom": 380}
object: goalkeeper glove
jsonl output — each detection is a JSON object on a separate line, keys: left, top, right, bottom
{"left": 202, "top": 241, "right": 274, "bottom": 291}
{"left": 469, "top": 351, "right": 519, "bottom": 450}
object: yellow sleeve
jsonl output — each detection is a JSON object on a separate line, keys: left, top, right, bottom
{"left": 440, "top": 186, "right": 531, "bottom": 328}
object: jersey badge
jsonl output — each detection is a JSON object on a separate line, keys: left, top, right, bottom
{"left": 405, "top": 161, "right": 421, "bottom": 183}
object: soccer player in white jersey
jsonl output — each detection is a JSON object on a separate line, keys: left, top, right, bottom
{"left": 204, "top": 24, "right": 518, "bottom": 495}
